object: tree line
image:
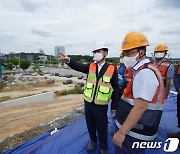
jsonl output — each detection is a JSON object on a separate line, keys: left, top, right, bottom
{"left": 1, "top": 53, "right": 120, "bottom": 71}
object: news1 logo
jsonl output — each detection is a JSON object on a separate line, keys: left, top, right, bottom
{"left": 132, "top": 138, "right": 179, "bottom": 152}
{"left": 164, "top": 138, "right": 179, "bottom": 152}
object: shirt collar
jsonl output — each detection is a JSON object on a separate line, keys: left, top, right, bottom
{"left": 97, "top": 61, "right": 105, "bottom": 67}
{"left": 133, "top": 59, "right": 150, "bottom": 70}
{"left": 155, "top": 59, "right": 164, "bottom": 66}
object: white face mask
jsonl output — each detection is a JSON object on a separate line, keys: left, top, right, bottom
{"left": 93, "top": 53, "right": 103, "bottom": 63}
{"left": 155, "top": 53, "right": 165, "bottom": 59}
{"left": 123, "top": 53, "right": 139, "bottom": 68}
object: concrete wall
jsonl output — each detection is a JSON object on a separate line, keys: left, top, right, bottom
{"left": 0, "top": 91, "right": 54, "bottom": 107}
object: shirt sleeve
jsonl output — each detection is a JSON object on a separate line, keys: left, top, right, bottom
{"left": 66, "top": 58, "right": 89, "bottom": 74}
{"left": 133, "top": 69, "right": 159, "bottom": 102}
{"left": 173, "top": 67, "right": 180, "bottom": 91}
{"left": 166, "top": 64, "right": 174, "bottom": 78}
{"left": 65, "top": 59, "right": 71, "bottom": 64}
{"left": 110, "top": 67, "right": 119, "bottom": 110}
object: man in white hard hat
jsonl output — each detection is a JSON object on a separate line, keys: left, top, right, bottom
{"left": 60, "top": 42, "right": 119, "bottom": 154}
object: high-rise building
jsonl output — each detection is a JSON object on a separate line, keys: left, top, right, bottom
{"left": 39, "top": 48, "right": 44, "bottom": 55}
{"left": 0, "top": 49, "right": 3, "bottom": 57}
{"left": 54, "top": 46, "right": 65, "bottom": 59}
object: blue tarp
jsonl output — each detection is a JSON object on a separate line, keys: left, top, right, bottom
{"left": 4, "top": 89, "right": 180, "bottom": 154}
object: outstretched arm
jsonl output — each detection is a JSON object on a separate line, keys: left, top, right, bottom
{"left": 59, "top": 53, "right": 89, "bottom": 74}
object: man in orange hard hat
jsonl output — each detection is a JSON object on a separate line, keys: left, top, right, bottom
{"left": 113, "top": 32, "right": 165, "bottom": 154}
{"left": 153, "top": 44, "right": 174, "bottom": 99}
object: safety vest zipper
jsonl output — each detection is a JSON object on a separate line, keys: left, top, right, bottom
{"left": 92, "top": 75, "right": 99, "bottom": 103}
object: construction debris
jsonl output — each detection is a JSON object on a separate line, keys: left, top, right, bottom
{"left": 7, "top": 76, "right": 15, "bottom": 82}
{"left": 46, "top": 78, "right": 55, "bottom": 84}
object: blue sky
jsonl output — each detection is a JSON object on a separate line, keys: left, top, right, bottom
{"left": 0, "top": 0, "right": 180, "bottom": 58}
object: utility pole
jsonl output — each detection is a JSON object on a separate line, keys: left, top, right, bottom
{"left": 50, "top": 53, "right": 51, "bottom": 65}
{"left": 19, "top": 53, "right": 21, "bottom": 73}
{"left": 19, "top": 53, "right": 20, "bottom": 65}
{"left": 48, "top": 53, "right": 51, "bottom": 74}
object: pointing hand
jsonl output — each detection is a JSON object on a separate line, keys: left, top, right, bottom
{"left": 59, "top": 53, "right": 70, "bottom": 62}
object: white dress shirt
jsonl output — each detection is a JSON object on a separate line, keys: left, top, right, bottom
{"left": 132, "top": 59, "right": 159, "bottom": 102}
{"left": 97, "top": 62, "right": 105, "bottom": 74}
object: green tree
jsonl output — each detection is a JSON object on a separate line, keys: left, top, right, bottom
{"left": 2, "top": 58, "right": 6, "bottom": 64}
{"left": 10, "top": 58, "right": 19, "bottom": 68}
{"left": 2, "top": 58, "right": 9, "bottom": 64}
{"left": 20, "top": 60, "right": 30, "bottom": 70}
{"left": 6, "top": 63, "right": 13, "bottom": 71}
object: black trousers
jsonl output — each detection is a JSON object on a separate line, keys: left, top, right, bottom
{"left": 177, "top": 94, "right": 180, "bottom": 128}
{"left": 84, "top": 101, "right": 108, "bottom": 150}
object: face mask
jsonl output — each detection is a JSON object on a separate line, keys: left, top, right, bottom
{"left": 123, "top": 53, "right": 139, "bottom": 68}
{"left": 155, "top": 53, "right": 165, "bottom": 59}
{"left": 120, "top": 58, "right": 124, "bottom": 64}
{"left": 93, "top": 53, "right": 103, "bottom": 63}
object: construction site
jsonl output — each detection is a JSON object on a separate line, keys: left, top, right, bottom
{"left": 0, "top": 0, "right": 180, "bottom": 154}
{"left": 0, "top": 71, "right": 85, "bottom": 152}
{"left": 0, "top": 64, "right": 179, "bottom": 154}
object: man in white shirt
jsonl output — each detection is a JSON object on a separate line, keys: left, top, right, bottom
{"left": 113, "top": 32, "right": 165, "bottom": 154}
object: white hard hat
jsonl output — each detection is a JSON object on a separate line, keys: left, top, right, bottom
{"left": 92, "top": 41, "right": 108, "bottom": 52}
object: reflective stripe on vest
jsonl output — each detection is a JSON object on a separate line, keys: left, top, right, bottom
{"left": 117, "top": 62, "right": 165, "bottom": 140}
{"left": 121, "top": 96, "right": 164, "bottom": 110}
{"left": 115, "top": 120, "right": 157, "bottom": 141}
{"left": 83, "top": 63, "right": 115, "bottom": 105}
{"left": 157, "top": 60, "right": 170, "bottom": 80}
{"left": 123, "top": 63, "right": 165, "bottom": 105}
{"left": 124, "top": 68, "right": 133, "bottom": 82}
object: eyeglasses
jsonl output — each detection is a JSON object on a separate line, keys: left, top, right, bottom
{"left": 123, "top": 49, "right": 138, "bottom": 57}
{"left": 92, "top": 50, "right": 101, "bottom": 54}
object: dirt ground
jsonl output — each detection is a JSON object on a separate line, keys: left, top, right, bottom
{"left": 0, "top": 94, "right": 84, "bottom": 140}
{"left": 0, "top": 75, "right": 85, "bottom": 100}
{"left": 0, "top": 74, "right": 85, "bottom": 152}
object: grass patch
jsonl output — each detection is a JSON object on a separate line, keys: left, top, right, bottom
{"left": 55, "top": 87, "right": 83, "bottom": 96}
{"left": 0, "top": 83, "right": 6, "bottom": 92}
{"left": 0, "top": 96, "right": 12, "bottom": 102}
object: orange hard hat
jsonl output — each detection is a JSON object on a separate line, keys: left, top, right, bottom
{"left": 154, "top": 44, "right": 168, "bottom": 52}
{"left": 121, "top": 32, "right": 149, "bottom": 51}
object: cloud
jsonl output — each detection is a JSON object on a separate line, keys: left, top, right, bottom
{"left": 130, "top": 26, "right": 153, "bottom": 33}
{"left": 31, "top": 29, "right": 54, "bottom": 38}
{"left": 0, "top": 35, "right": 16, "bottom": 42}
{"left": 160, "top": 28, "right": 180, "bottom": 35}
{"left": 17, "top": 0, "right": 46, "bottom": 12}
{"left": 156, "top": 0, "right": 180, "bottom": 9}
{"left": 0, "top": 30, "right": 16, "bottom": 42}
{"left": 0, "top": 0, "right": 180, "bottom": 58}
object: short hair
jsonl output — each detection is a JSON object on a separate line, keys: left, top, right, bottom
{"left": 137, "top": 46, "right": 146, "bottom": 52}
{"left": 102, "top": 48, "right": 108, "bottom": 52}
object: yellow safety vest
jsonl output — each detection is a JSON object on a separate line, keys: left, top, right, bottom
{"left": 83, "top": 62, "right": 115, "bottom": 105}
